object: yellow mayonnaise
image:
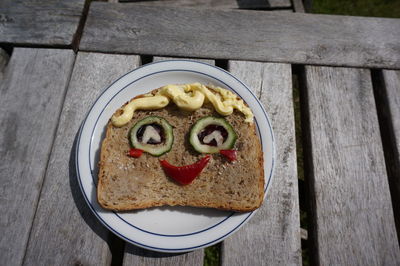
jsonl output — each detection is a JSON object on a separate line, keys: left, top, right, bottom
{"left": 111, "top": 83, "right": 254, "bottom": 127}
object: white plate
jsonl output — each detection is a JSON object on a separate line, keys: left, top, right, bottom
{"left": 76, "top": 60, "right": 275, "bottom": 253}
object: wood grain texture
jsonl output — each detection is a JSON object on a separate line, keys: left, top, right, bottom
{"left": 0, "top": 48, "right": 75, "bottom": 265}
{"left": 121, "top": 55, "right": 214, "bottom": 266}
{"left": 0, "top": 0, "right": 85, "bottom": 46}
{"left": 265, "top": 0, "right": 292, "bottom": 7}
{"left": 292, "top": 0, "right": 305, "bottom": 12}
{"left": 0, "top": 48, "right": 8, "bottom": 69}
{"left": 0, "top": 48, "right": 9, "bottom": 81}
{"left": 304, "top": 66, "right": 400, "bottom": 265}
{"left": 23, "top": 52, "right": 140, "bottom": 265}
{"left": 80, "top": 3, "right": 400, "bottom": 69}
{"left": 153, "top": 56, "right": 214, "bottom": 65}
{"left": 382, "top": 70, "right": 400, "bottom": 173}
{"left": 221, "top": 61, "right": 301, "bottom": 265}
{"left": 124, "top": 246, "right": 204, "bottom": 266}
{"left": 381, "top": 70, "right": 400, "bottom": 237}
{"left": 118, "top": 0, "right": 291, "bottom": 9}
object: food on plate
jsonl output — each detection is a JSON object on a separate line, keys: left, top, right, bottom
{"left": 97, "top": 83, "right": 264, "bottom": 212}
{"left": 129, "top": 116, "right": 174, "bottom": 156}
{"left": 189, "top": 116, "right": 237, "bottom": 153}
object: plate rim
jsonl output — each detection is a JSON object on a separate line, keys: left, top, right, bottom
{"left": 75, "top": 59, "right": 275, "bottom": 252}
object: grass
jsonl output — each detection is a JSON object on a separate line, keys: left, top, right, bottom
{"left": 204, "top": 244, "right": 220, "bottom": 266}
{"left": 312, "top": 0, "right": 400, "bottom": 18}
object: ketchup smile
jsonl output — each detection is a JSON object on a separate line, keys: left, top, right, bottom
{"left": 160, "top": 155, "right": 211, "bottom": 185}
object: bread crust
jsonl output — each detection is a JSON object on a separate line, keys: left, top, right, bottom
{"left": 97, "top": 88, "right": 264, "bottom": 212}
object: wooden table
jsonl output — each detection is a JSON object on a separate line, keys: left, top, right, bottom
{"left": 1, "top": 1, "right": 400, "bottom": 265}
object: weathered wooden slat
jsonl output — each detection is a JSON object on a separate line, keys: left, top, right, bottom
{"left": 304, "top": 66, "right": 400, "bottom": 264}
{"left": 221, "top": 61, "right": 301, "bottom": 265}
{"left": 292, "top": 0, "right": 305, "bottom": 12}
{"left": 153, "top": 56, "right": 214, "bottom": 65}
{"left": 265, "top": 0, "right": 292, "bottom": 8}
{"left": 0, "top": 0, "right": 86, "bottom": 46}
{"left": 382, "top": 70, "right": 400, "bottom": 173}
{"left": 80, "top": 3, "right": 400, "bottom": 69}
{"left": 23, "top": 52, "right": 140, "bottom": 265}
{"left": 123, "top": 247, "right": 204, "bottom": 266}
{"left": 121, "top": 56, "right": 214, "bottom": 266}
{"left": 0, "top": 48, "right": 9, "bottom": 81}
{"left": 0, "top": 48, "right": 75, "bottom": 265}
{"left": 381, "top": 69, "right": 400, "bottom": 237}
{"left": 0, "top": 48, "right": 8, "bottom": 69}
{"left": 118, "top": 0, "right": 292, "bottom": 9}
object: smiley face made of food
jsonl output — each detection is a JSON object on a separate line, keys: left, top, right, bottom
{"left": 97, "top": 83, "right": 264, "bottom": 212}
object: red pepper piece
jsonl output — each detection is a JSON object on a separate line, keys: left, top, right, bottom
{"left": 160, "top": 155, "right": 211, "bottom": 185}
{"left": 220, "top": 149, "right": 237, "bottom": 162}
{"left": 128, "top": 148, "right": 143, "bottom": 158}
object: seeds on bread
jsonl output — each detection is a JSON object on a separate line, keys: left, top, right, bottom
{"left": 97, "top": 88, "right": 264, "bottom": 212}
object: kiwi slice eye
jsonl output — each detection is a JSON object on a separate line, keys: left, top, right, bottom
{"left": 189, "top": 116, "right": 237, "bottom": 153}
{"left": 129, "top": 116, "right": 173, "bottom": 156}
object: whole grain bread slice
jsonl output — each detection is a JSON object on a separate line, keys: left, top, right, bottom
{"left": 97, "top": 88, "right": 264, "bottom": 212}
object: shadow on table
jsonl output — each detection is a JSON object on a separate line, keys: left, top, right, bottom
{"left": 236, "top": 0, "right": 272, "bottom": 9}
{"left": 125, "top": 243, "right": 189, "bottom": 258}
{"left": 69, "top": 129, "right": 190, "bottom": 260}
{"left": 69, "top": 130, "right": 109, "bottom": 244}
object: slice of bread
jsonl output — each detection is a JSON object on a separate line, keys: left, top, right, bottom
{"left": 97, "top": 89, "right": 264, "bottom": 212}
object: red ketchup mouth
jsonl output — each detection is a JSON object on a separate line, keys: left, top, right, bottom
{"left": 160, "top": 155, "right": 211, "bottom": 185}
